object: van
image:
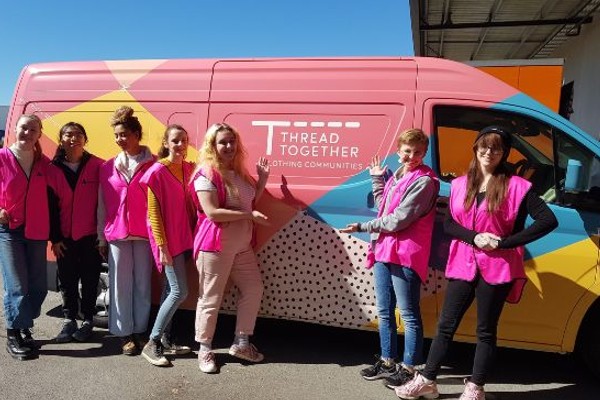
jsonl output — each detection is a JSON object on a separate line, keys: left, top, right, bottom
{"left": 4, "top": 57, "right": 600, "bottom": 375}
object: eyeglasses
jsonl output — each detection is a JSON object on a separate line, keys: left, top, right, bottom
{"left": 62, "top": 132, "right": 86, "bottom": 140}
{"left": 477, "top": 146, "right": 503, "bottom": 155}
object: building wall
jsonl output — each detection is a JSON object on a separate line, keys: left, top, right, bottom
{"left": 552, "top": 18, "right": 600, "bottom": 140}
{"left": 0, "top": 105, "right": 7, "bottom": 130}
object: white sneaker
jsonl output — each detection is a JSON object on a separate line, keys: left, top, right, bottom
{"left": 198, "top": 351, "right": 217, "bottom": 373}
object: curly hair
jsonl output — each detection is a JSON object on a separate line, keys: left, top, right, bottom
{"left": 193, "top": 123, "right": 254, "bottom": 192}
{"left": 110, "top": 106, "right": 142, "bottom": 140}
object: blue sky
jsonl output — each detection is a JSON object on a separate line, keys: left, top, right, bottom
{"left": 1, "top": 0, "right": 413, "bottom": 105}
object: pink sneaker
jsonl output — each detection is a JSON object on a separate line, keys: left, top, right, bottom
{"left": 395, "top": 372, "right": 439, "bottom": 400}
{"left": 198, "top": 351, "right": 217, "bottom": 373}
{"left": 228, "top": 343, "right": 264, "bottom": 363}
{"left": 459, "top": 379, "right": 485, "bottom": 400}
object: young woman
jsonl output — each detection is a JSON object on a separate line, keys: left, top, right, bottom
{"left": 191, "top": 122, "right": 270, "bottom": 374}
{"left": 47, "top": 122, "right": 104, "bottom": 343}
{"left": 396, "top": 126, "right": 558, "bottom": 400}
{"left": 140, "top": 124, "right": 194, "bottom": 367}
{"left": 0, "top": 114, "right": 50, "bottom": 360}
{"left": 98, "top": 106, "right": 155, "bottom": 355}
{"left": 340, "top": 128, "right": 439, "bottom": 387}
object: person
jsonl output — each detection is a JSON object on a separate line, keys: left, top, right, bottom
{"left": 0, "top": 114, "right": 50, "bottom": 360}
{"left": 47, "top": 122, "right": 104, "bottom": 343}
{"left": 396, "top": 126, "right": 558, "bottom": 400}
{"left": 139, "top": 124, "right": 194, "bottom": 366}
{"left": 340, "top": 128, "right": 439, "bottom": 387}
{"left": 98, "top": 106, "right": 155, "bottom": 356}
{"left": 191, "top": 122, "right": 270, "bottom": 373}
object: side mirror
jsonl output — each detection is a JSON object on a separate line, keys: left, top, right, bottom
{"left": 565, "top": 159, "right": 584, "bottom": 192}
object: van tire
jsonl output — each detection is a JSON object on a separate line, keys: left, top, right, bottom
{"left": 576, "top": 305, "right": 600, "bottom": 379}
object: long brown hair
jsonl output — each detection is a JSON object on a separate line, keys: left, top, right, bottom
{"left": 464, "top": 133, "right": 512, "bottom": 213}
{"left": 157, "top": 124, "right": 188, "bottom": 159}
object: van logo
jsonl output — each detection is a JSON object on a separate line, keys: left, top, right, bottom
{"left": 252, "top": 120, "right": 363, "bottom": 171}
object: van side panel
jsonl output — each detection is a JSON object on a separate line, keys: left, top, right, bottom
{"left": 207, "top": 59, "right": 443, "bottom": 332}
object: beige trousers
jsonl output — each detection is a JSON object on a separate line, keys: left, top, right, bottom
{"left": 195, "top": 220, "right": 263, "bottom": 344}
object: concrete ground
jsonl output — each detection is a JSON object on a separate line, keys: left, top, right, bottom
{"left": 1, "top": 276, "right": 599, "bottom": 400}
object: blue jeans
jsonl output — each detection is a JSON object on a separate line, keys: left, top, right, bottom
{"left": 373, "top": 261, "right": 423, "bottom": 366}
{"left": 150, "top": 253, "right": 189, "bottom": 340}
{"left": 0, "top": 225, "right": 47, "bottom": 330}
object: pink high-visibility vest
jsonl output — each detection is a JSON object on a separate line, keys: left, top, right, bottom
{"left": 47, "top": 154, "right": 104, "bottom": 241}
{"left": 99, "top": 157, "right": 154, "bottom": 242}
{"left": 446, "top": 175, "right": 531, "bottom": 303}
{"left": 372, "top": 165, "right": 439, "bottom": 283}
{"left": 0, "top": 148, "right": 50, "bottom": 240}
{"left": 189, "top": 167, "right": 227, "bottom": 257}
{"left": 141, "top": 161, "right": 194, "bottom": 272}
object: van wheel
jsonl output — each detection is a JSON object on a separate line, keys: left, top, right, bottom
{"left": 577, "top": 310, "right": 600, "bottom": 378}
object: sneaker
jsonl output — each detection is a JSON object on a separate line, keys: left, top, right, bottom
{"left": 20, "top": 328, "right": 40, "bottom": 349}
{"left": 228, "top": 343, "right": 264, "bottom": 363}
{"left": 395, "top": 372, "right": 439, "bottom": 400}
{"left": 72, "top": 320, "right": 94, "bottom": 342}
{"left": 121, "top": 335, "right": 138, "bottom": 356}
{"left": 360, "top": 356, "right": 397, "bottom": 380}
{"left": 55, "top": 319, "right": 77, "bottom": 343}
{"left": 198, "top": 351, "right": 217, "bottom": 373}
{"left": 161, "top": 336, "right": 192, "bottom": 355}
{"left": 142, "top": 339, "right": 170, "bottom": 367}
{"left": 383, "top": 365, "right": 415, "bottom": 389}
{"left": 459, "top": 378, "right": 485, "bottom": 400}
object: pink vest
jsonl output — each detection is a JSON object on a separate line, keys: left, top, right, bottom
{"left": 47, "top": 155, "right": 104, "bottom": 241}
{"left": 189, "top": 167, "right": 227, "bottom": 257}
{"left": 141, "top": 161, "right": 194, "bottom": 272}
{"left": 99, "top": 157, "right": 155, "bottom": 242}
{"left": 0, "top": 148, "right": 50, "bottom": 240}
{"left": 446, "top": 175, "right": 531, "bottom": 303}
{"left": 372, "top": 165, "right": 439, "bottom": 283}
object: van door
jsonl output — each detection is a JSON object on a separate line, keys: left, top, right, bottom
{"left": 207, "top": 59, "right": 440, "bottom": 332}
{"left": 424, "top": 100, "right": 600, "bottom": 350}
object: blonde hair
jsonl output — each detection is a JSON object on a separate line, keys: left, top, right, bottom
{"left": 194, "top": 123, "right": 254, "bottom": 192}
{"left": 16, "top": 114, "right": 43, "bottom": 161}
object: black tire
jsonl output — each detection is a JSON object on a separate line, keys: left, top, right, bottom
{"left": 577, "top": 305, "right": 600, "bottom": 379}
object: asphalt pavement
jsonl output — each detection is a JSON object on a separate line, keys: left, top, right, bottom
{"left": 1, "top": 278, "right": 599, "bottom": 400}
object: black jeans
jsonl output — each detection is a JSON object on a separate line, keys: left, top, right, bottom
{"left": 422, "top": 274, "right": 512, "bottom": 386}
{"left": 57, "top": 235, "right": 102, "bottom": 321}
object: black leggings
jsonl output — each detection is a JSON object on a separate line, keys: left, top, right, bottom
{"left": 422, "top": 275, "right": 512, "bottom": 386}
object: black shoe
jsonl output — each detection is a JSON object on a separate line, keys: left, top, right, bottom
{"left": 72, "top": 320, "right": 94, "bottom": 342}
{"left": 383, "top": 365, "right": 415, "bottom": 389}
{"left": 360, "top": 356, "right": 397, "bottom": 380}
{"left": 6, "top": 330, "right": 34, "bottom": 361}
{"left": 20, "top": 328, "right": 40, "bottom": 349}
{"left": 55, "top": 319, "right": 77, "bottom": 343}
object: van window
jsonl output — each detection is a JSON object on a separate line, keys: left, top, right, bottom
{"left": 553, "top": 129, "right": 600, "bottom": 211}
{"left": 433, "top": 105, "right": 600, "bottom": 211}
{"left": 434, "top": 106, "right": 554, "bottom": 197}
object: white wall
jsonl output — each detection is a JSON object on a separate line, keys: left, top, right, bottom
{"left": 552, "top": 19, "right": 600, "bottom": 140}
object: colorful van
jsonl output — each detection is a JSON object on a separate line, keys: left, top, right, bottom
{"left": 4, "top": 57, "right": 600, "bottom": 375}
